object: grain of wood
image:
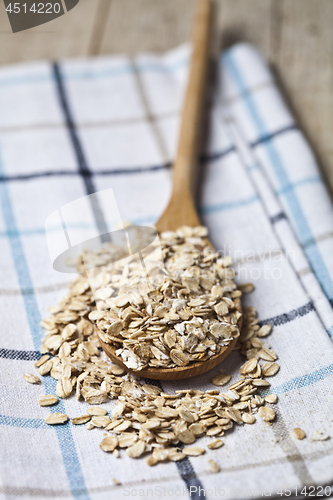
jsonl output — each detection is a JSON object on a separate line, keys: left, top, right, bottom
{"left": 217, "top": 0, "right": 273, "bottom": 59}
{"left": 88, "top": 0, "right": 113, "bottom": 56}
{"left": 271, "top": 0, "right": 333, "bottom": 191}
{"left": 100, "top": 0, "right": 196, "bottom": 55}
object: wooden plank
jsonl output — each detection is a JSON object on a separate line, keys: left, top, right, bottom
{"left": 88, "top": 0, "right": 113, "bottom": 56}
{"left": 99, "top": 0, "right": 197, "bottom": 54}
{"left": 217, "top": 0, "right": 273, "bottom": 59}
{"left": 269, "top": 0, "right": 333, "bottom": 192}
{"left": 100, "top": 0, "right": 272, "bottom": 57}
{"left": 0, "top": 0, "right": 100, "bottom": 65}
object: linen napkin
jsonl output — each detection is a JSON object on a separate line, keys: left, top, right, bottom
{"left": 0, "top": 42, "right": 333, "bottom": 500}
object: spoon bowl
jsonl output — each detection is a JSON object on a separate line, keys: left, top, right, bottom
{"left": 98, "top": 297, "right": 241, "bottom": 380}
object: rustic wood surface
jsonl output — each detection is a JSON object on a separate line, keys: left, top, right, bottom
{"left": 1, "top": 0, "right": 333, "bottom": 193}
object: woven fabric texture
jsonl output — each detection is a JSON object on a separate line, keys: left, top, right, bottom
{"left": 0, "top": 43, "right": 333, "bottom": 500}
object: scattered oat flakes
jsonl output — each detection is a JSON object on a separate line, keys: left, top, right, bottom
{"left": 261, "top": 362, "right": 280, "bottom": 377}
{"left": 208, "top": 459, "right": 220, "bottom": 473}
{"left": 23, "top": 373, "right": 40, "bottom": 384}
{"left": 91, "top": 416, "right": 112, "bottom": 428}
{"left": 168, "top": 449, "right": 186, "bottom": 462}
{"left": 207, "top": 439, "right": 223, "bottom": 450}
{"left": 34, "top": 355, "right": 50, "bottom": 368}
{"left": 118, "top": 433, "right": 137, "bottom": 448}
{"left": 311, "top": 431, "right": 330, "bottom": 441}
{"left": 87, "top": 407, "right": 108, "bottom": 416}
{"left": 146, "top": 456, "right": 158, "bottom": 466}
{"left": 112, "top": 478, "right": 121, "bottom": 486}
{"left": 239, "top": 283, "right": 254, "bottom": 294}
{"left": 110, "top": 365, "right": 126, "bottom": 376}
{"left": 29, "top": 225, "right": 281, "bottom": 465}
{"left": 178, "top": 429, "right": 195, "bottom": 444}
{"left": 258, "top": 406, "right": 275, "bottom": 422}
{"left": 265, "top": 394, "right": 278, "bottom": 404}
{"left": 252, "top": 379, "right": 270, "bottom": 387}
{"left": 293, "top": 428, "right": 305, "bottom": 440}
{"left": 183, "top": 447, "right": 205, "bottom": 456}
{"left": 85, "top": 389, "right": 107, "bottom": 405}
{"left": 257, "top": 325, "right": 272, "bottom": 337}
{"left": 100, "top": 436, "right": 118, "bottom": 452}
{"left": 38, "top": 394, "right": 58, "bottom": 407}
{"left": 39, "top": 360, "right": 53, "bottom": 376}
{"left": 242, "top": 413, "right": 256, "bottom": 424}
{"left": 45, "top": 413, "right": 68, "bottom": 425}
{"left": 126, "top": 440, "right": 146, "bottom": 458}
{"left": 258, "top": 349, "right": 277, "bottom": 362}
{"left": 72, "top": 415, "right": 91, "bottom": 425}
{"left": 152, "top": 448, "right": 169, "bottom": 462}
{"left": 212, "top": 372, "right": 231, "bottom": 386}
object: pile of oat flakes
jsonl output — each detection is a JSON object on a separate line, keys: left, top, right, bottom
{"left": 24, "top": 226, "right": 280, "bottom": 468}
{"left": 89, "top": 225, "right": 242, "bottom": 371}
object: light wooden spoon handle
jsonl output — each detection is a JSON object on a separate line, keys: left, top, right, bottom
{"left": 173, "top": 0, "right": 211, "bottom": 194}
{"left": 156, "top": 0, "right": 211, "bottom": 233}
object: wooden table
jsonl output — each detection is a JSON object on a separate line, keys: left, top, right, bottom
{"left": 1, "top": 0, "right": 333, "bottom": 194}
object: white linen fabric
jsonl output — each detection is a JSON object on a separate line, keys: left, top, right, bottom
{"left": 0, "top": 43, "right": 333, "bottom": 500}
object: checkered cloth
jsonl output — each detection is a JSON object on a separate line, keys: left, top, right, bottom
{"left": 1, "top": 42, "right": 333, "bottom": 500}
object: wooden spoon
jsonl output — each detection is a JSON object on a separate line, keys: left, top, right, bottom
{"left": 99, "top": 0, "right": 242, "bottom": 380}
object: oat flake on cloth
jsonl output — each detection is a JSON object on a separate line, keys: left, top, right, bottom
{"left": 0, "top": 42, "right": 333, "bottom": 500}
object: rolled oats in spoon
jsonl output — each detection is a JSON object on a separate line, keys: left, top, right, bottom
{"left": 87, "top": 226, "right": 241, "bottom": 374}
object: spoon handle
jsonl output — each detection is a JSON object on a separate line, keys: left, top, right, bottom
{"left": 156, "top": 0, "right": 211, "bottom": 232}
{"left": 173, "top": 0, "right": 211, "bottom": 195}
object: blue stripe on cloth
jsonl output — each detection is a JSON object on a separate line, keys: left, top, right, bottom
{"left": 0, "top": 163, "right": 171, "bottom": 182}
{"left": 0, "top": 55, "right": 189, "bottom": 87}
{"left": 0, "top": 150, "right": 91, "bottom": 500}
{"left": 0, "top": 415, "right": 48, "bottom": 429}
{"left": 258, "top": 302, "right": 314, "bottom": 327}
{"left": 250, "top": 124, "right": 298, "bottom": 147}
{"left": 0, "top": 194, "right": 260, "bottom": 238}
{"left": 200, "top": 194, "right": 259, "bottom": 215}
{"left": 0, "top": 175, "right": 325, "bottom": 239}
{"left": 268, "top": 363, "right": 333, "bottom": 395}
{"left": 0, "top": 348, "right": 39, "bottom": 360}
{"left": 328, "top": 326, "right": 333, "bottom": 338}
{"left": 270, "top": 212, "right": 287, "bottom": 225}
{"left": 224, "top": 51, "right": 333, "bottom": 305}
{"left": 0, "top": 145, "right": 236, "bottom": 184}
{"left": 276, "top": 175, "right": 323, "bottom": 195}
